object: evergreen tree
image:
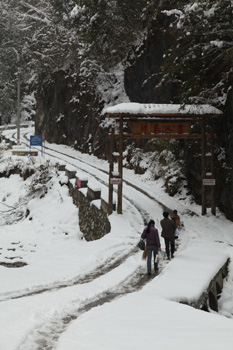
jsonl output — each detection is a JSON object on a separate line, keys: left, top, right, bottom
{"left": 161, "top": 0, "right": 233, "bottom": 106}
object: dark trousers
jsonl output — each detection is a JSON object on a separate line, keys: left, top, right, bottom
{"left": 164, "top": 238, "right": 175, "bottom": 258}
{"left": 147, "top": 245, "right": 158, "bottom": 274}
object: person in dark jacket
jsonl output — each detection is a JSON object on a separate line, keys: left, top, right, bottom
{"left": 141, "top": 219, "right": 161, "bottom": 275}
{"left": 160, "top": 211, "right": 176, "bottom": 260}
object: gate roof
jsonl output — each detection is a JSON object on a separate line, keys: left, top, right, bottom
{"left": 103, "top": 103, "right": 223, "bottom": 119}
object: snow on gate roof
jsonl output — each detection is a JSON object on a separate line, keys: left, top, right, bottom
{"left": 103, "top": 103, "right": 223, "bottom": 117}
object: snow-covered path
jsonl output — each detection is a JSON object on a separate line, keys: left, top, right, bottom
{"left": 1, "top": 127, "right": 233, "bottom": 350}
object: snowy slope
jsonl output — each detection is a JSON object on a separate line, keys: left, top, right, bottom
{"left": 0, "top": 127, "right": 233, "bottom": 350}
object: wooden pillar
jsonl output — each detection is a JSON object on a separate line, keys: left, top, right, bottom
{"left": 210, "top": 127, "right": 216, "bottom": 215}
{"left": 108, "top": 128, "right": 114, "bottom": 215}
{"left": 201, "top": 117, "right": 207, "bottom": 215}
{"left": 117, "top": 116, "right": 123, "bottom": 214}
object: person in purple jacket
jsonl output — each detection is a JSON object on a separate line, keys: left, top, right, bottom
{"left": 141, "top": 219, "right": 161, "bottom": 275}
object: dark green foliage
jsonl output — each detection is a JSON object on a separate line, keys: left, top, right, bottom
{"left": 70, "top": 0, "right": 149, "bottom": 68}
{"left": 160, "top": 0, "right": 233, "bottom": 106}
{"left": 0, "top": 0, "right": 151, "bottom": 123}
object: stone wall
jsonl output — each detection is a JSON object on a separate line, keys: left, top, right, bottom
{"left": 68, "top": 181, "right": 111, "bottom": 242}
{"left": 184, "top": 259, "right": 229, "bottom": 312}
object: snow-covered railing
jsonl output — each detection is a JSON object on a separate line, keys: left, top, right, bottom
{"left": 65, "top": 166, "right": 77, "bottom": 180}
{"left": 62, "top": 166, "right": 115, "bottom": 214}
{"left": 62, "top": 167, "right": 111, "bottom": 240}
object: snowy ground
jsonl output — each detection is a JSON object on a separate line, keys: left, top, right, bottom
{"left": 1, "top": 127, "right": 233, "bottom": 350}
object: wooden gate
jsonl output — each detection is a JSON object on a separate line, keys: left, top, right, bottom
{"left": 104, "top": 103, "right": 223, "bottom": 215}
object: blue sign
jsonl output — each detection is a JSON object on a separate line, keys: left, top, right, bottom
{"left": 30, "top": 135, "right": 43, "bottom": 146}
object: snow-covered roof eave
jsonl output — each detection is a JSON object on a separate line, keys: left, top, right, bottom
{"left": 103, "top": 103, "right": 223, "bottom": 117}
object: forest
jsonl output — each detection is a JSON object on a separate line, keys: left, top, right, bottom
{"left": 0, "top": 0, "right": 233, "bottom": 219}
